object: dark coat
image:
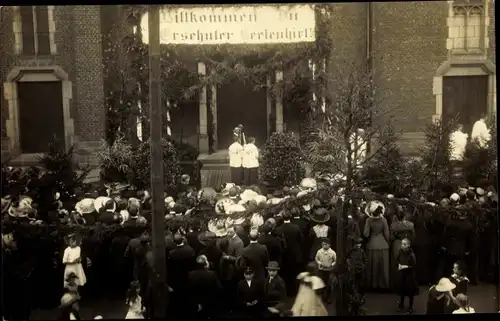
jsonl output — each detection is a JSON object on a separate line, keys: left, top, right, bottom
{"left": 258, "top": 233, "right": 284, "bottom": 265}
{"left": 396, "top": 248, "right": 418, "bottom": 296}
{"left": 187, "top": 268, "right": 222, "bottom": 315}
{"left": 442, "top": 218, "right": 473, "bottom": 258}
{"left": 199, "top": 243, "right": 223, "bottom": 274}
{"left": 239, "top": 242, "right": 269, "bottom": 280}
{"left": 97, "top": 210, "right": 116, "bottom": 225}
{"left": 277, "top": 221, "right": 305, "bottom": 264}
{"left": 264, "top": 274, "right": 287, "bottom": 306}
{"left": 236, "top": 278, "right": 267, "bottom": 314}
{"left": 167, "top": 244, "right": 196, "bottom": 289}
{"left": 290, "top": 216, "right": 310, "bottom": 238}
{"left": 186, "top": 231, "right": 203, "bottom": 255}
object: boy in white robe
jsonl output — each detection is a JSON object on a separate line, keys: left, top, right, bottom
{"left": 243, "top": 137, "right": 259, "bottom": 186}
{"left": 228, "top": 136, "right": 244, "bottom": 185}
{"left": 449, "top": 124, "right": 468, "bottom": 161}
{"left": 471, "top": 114, "right": 491, "bottom": 148}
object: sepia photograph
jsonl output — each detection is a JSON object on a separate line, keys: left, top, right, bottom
{"left": 0, "top": 2, "right": 498, "bottom": 319}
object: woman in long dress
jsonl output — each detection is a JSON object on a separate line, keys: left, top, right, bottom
{"left": 291, "top": 262, "right": 328, "bottom": 317}
{"left": 363, "top": 201, "right": 390, "bottom": 291}
{"left": 125, "top": 281, "right": 145, "bottom": 319}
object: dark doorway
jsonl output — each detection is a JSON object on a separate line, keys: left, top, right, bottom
{"left": 17, "top": 81, "right": 65, "bottom": 153}
{"left": 217, "top": 79, "right": 267, "bottom": 149}
{"left": 442, "top": 75, "right": 488, "bottom": 134}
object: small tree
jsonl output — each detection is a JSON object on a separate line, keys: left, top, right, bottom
{"left": 305, "top": 60, "right": 400, "bottom": 316}
{"left": 360, "top": 124, "right": 405, "bottom": 195}
{"left": 419, "top": 117, "right": 456, "bottom": 194}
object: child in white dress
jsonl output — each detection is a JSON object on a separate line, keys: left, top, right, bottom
{"left": 125, "top": 281, "right": 145, "bottom": 319}
{"left": 63, "top": 234, "right": 87, "bottom": 287}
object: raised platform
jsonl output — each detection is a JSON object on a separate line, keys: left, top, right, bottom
{"left": 197, "top": 150, "right": 230, "bottom": 188}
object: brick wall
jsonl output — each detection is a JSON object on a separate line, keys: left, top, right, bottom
{"left": 71, "top": 5, "right": 105, "bottom": 142}
{"left": 372, "top": 1, "right": 449, "bottom": 135}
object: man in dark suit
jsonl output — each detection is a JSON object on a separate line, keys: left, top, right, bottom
{"left": 258, "top": 224, "right": 284, "bottom": 266}
{"left": 168, "top": 234, "right": 196, "bottom": 316}
{"left": 236, "top": 267, "right": 266, "bottom": 317}
{"left": 220, "top": 227, "right": 245, "bottom": 313}
{"left": 264, "top": 261, "right": 287, "bottom": 307}
{"left": 187, "top": 255, "right": 223, "bottom": 318}
{"left": 277, "top": 212, "right": 305, "bottom": 296}
{"left": 239, "top": 229, "right": 269, "bottom": 280}
{"left": 290, "top": 206, "right": 310, "bottom": 238}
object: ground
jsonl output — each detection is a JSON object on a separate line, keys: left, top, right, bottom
{"left": 31, "top": 284, "right": 498, "bottom": 319}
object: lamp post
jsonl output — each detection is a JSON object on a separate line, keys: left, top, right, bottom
{"left": 148, "top": 4, "right": 166, "bottom": 318}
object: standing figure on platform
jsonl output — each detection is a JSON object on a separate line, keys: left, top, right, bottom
{"left": 243, "top": 137, "right": 260, "bottom": 186}
{"left": 228, "top": 136, "right": 244, "bottom": 186}
{"left": 449, "top": 124, "right": 468, "bottom": 162}
{"left": 471, "top": 113, "right": 491, "bottom": 148}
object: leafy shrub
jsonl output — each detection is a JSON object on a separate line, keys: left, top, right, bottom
{"left": 97, "top": 135, "right": 134, "bottom": 184}
{"left": 260, "top": 132, "right": 305, "bottom": 187}
{"left": 36, "top": 139, "right": 90, "bottom": 204}
{"left": 131, "top": 138, "right": 181, "bottom": 192}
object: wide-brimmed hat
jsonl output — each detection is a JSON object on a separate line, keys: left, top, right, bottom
{"left": 364, "top": 200, "right": 385, "bottom": 217}
{"left": 300, "top": 178, "right": 317, "bottom": 190}
{"left": 267, "top": 261, "right": 280, "bottom": 270}
{"left": 1, "top": 197, "right": 12, "bottom": 214}
{"left": 198, "top": 187, "right": 217, "bottom": 201}
{"left": 250, "top": 213, "right": 264, "bottom": 229}
{"left": 435, "top": 278, "right": 456, "bottom": 292}
{"left": 94, "top": 196, "right": 115, "bottom": 213}
{"left": 198, "top": 231, "right": 217, "bottom": 245}
{"left": 8, "top": 199, "right": 32, "bottom": 218}
{"left": 207, "top": 218, "right": 230, "bottom": 237}
{"left": 221, "top": 183, "right": 236, "bottom": 196}
{"left": 309, "top": 207, "right": 330, "bottom": 223}
{"left": 215, "top": 197, "right": 236, "bottom": 214}
{"left": 240, "top": 189, "right": 259, "bottom": 203}
{"left": 75, "top": 198, "right": 95, "bottom": 215}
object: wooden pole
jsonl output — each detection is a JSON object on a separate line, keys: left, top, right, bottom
{"left": 148, "top": 5, "right": 166, "bottom": 318}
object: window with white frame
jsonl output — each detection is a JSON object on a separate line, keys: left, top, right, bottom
{"left": 17, "top": 6, "right": 52, "bottom": 55}
{"left": 449, "top": 0, "right": 487, "bottom": 53}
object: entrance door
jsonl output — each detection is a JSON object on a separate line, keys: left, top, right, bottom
{"left": 17, "top": 81, "right": 65, "bottom": 153}
{"left": 442, "top": 75, "right": 488, "bottom": 134}
{"left": 217, "top": 79, "right": 267, "bottom": 148}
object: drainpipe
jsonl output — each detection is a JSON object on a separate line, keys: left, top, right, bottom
{"left": 366, "top": 2, "right": 373, "bottom": 154}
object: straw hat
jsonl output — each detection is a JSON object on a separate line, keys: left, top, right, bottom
{"left": 94, "top": 196, "right": 115, "bottom": 213}
{"left": 364, "top": 200, "right": 386, "bottom": 217}
{"left": 476, "top": 187, "right": 485, "bottom": 196}
{"left": 250, "top": 213, "right": 264, "bottom": 229}
{"left": 434, "top": 278, "right": 456, "bottom": 292}
{"left": 75, "top": 198, "right": 95, "bottom": 215}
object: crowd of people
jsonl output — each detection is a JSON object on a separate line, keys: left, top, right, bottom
{"left": 2, "top": 167, "right": 498, "bottom": 319}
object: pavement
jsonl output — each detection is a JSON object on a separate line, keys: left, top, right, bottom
{"left": 31, "top": 284, "right": 498, "bottom": 319}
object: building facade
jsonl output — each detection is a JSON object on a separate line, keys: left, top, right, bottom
{"left": 0, "top": 2, "right": 496, "bottom": 168}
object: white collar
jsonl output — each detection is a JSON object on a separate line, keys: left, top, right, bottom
{"left": 284, "top": 220, "right": 291, "bottom": 223}
{"left": 250, "top": 240, "right": 258, "bottom": 244}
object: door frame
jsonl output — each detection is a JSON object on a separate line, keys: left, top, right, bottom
{"left": 3, "top": 65, "right": 74, "bottom": 157}
{"left": 433, "top": 59, "right": 496, "bottom": 123}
